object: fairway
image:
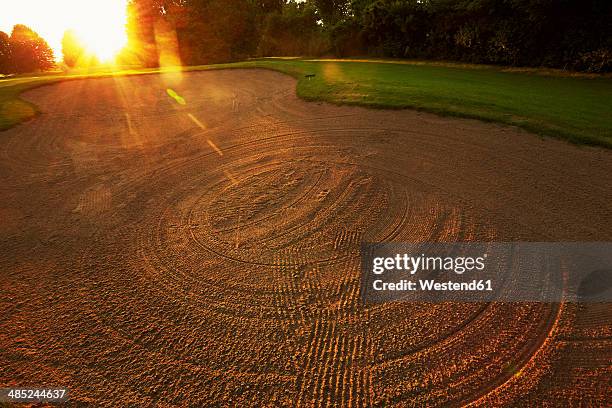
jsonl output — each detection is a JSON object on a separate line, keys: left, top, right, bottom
{"left": 1, "top": 70, "right": 610, "bottom": 406}
{"left": 241, "top": 59, "right": 612, "bottom": 147}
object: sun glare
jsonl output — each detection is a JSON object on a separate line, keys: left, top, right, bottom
{"left": 71, "top": 1, "right": 128, "bottom": 62}
{"left": 0, "top": 0, "right": 128, "bottom": 63}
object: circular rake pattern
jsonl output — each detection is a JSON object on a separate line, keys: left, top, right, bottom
{"left": 129, "top": 128, "right": 558, "bottom": 407}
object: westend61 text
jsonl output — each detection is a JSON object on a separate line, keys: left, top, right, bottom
{"left": 372, "top": 279, "right": 493, "bottom": 292}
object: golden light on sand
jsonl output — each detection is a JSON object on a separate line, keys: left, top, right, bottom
{"left": 0, "top": 0, "right": 128, "bottom": 62}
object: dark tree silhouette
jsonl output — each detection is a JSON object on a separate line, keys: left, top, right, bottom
{"left": 253, "top": 0, "right": 286, "bottom": 13}
{"left": 0, "top": 31, "right": 11, "bottom": 74}
{"left": 258, "top": 1, "right": 325, "bottom": 56}
{"left": 314, "top": 0, "right": 350, "bottom": 25}
{"left": 9, "top": 25, "right": 55, "bottom": 73}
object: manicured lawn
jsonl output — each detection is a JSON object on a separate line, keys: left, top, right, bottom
{"left": 0, "top": 79, "right": 41, "bottom": 131}
{"left": 1, "top": 59, "right": 611, "bottom": 147}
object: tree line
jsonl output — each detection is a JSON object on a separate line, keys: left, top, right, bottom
{"left": 0, "top": 25, "right": 54, "bottom": 74}
{"left": 338, "top": 0, "right": 611, "bottom": 72}
{"left": 1, "top": 0, "right": 610, "bottom": 74}
{"left": 121, "top": 0, "right": 611, "bottom": 72}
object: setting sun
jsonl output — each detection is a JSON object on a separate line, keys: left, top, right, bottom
{"left": 0, "top": 0, "right": 128, "bottom": 63}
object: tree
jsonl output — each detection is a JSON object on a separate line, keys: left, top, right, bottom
{"left": 123, "top": 0, "right": 162, "bottom": 67}
{"left": 0, "top": 31, "right": 11, "bottom": 74}
{"left": 9, "top": 25, "right": 54, "bottom": 73}
{"left": 357, "top": 0, "right": 430, "bottom": 57}
{"left": 258, "top": 1, "right": 327, "bottom": 56}
{"left": 61, "top": 30, "right": 87, "bottom": 68}
{"left": 314, "top": 0, "right": 350, "bottom": 26}
{"left": 251, "top": 0, "right": 286, "bottom": 14}
{"left": 172, "top": 0, "right": 259, "bottom": 64}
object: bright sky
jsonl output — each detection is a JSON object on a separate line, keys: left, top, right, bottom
{"left": 0, "top": 0, "right": 128, "bottom": 61}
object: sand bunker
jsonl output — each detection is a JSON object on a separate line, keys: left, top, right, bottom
{"left": 0, "top": 70, "right": 610, "bottom": 406}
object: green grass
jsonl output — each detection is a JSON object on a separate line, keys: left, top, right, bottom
{"left": 2, "top": 58, "right": 612, "bottom": 147}
{"left": 0, "top": 79, "right": 40, "bottom": 130}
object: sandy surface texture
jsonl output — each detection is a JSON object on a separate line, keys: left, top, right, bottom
{"left": 0, "top": 70, "right": 611, "bottom": 406}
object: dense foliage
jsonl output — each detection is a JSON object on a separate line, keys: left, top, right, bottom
{"left": 0, "top": 25, "right": 55, "bottom": 74}
{"left": 121, "top": 0, "right": 611, "bottom": 72}
{"left": 346, "top": 0, "right": 612, "bottom": 72}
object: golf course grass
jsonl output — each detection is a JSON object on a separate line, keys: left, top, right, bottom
{"left": 1, "top": 58, "right": 611, "bottom": 147}
{"left": 0, "top": 79, "right": 41, "bottom": 131}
